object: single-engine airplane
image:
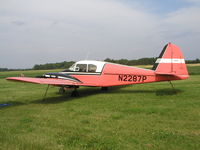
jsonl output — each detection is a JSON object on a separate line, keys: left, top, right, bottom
{"left": 7, "top": 43, "right": 189, "bottom": 97}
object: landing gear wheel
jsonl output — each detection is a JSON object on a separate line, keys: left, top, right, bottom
{"left": 101, "top": 87, "right": 108, "bottom": 91}
{"left": 71, "top": 90, "right": 79, "bottom": 97}
{"left": 59, "top": 87, "right": 65, "bottom": 94}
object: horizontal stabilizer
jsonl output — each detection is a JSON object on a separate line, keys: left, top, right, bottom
{"left": 155, "top": 72, "right": 176, "bottom": 75}
{"left": 155, "top": 72, "right": 189, "bottom": 80}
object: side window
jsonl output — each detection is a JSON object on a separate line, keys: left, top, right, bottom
{"left": 76, "top": 64, "right": 87, "bottom": 72}
{"left": 88, "top": 64, "right": 97, "bottom": 72}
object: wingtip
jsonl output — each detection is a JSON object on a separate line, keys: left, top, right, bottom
{"left": 6, "top": 77, "right": 24, "bottom": 80}
{"left": 6, "top": 77, "right": 12, "bottom": 80}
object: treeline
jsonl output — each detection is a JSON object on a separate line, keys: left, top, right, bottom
{"left": 104, "top": 58, "right": 157, "bottom": 66}
{"left": 105, "top": 58, "right": 200, "bottom": 65}
{"left": 32, "top": 58, "right": 200, "bottom": 70}
{"left": 0, "top": 68, "right": 30, "bottom": 72}
{"left": 33, "top": 61, "right": 75, "bottom": 70}
{"left": 186, "top": 59, "right": 200, "bottom": 64}
{"left": 0, "top": 68, "right": 9, "bottom": 71}
{"left": 1, "top": 58, "right": 200, "bottom": 71}
{"left": 32, "top": 58, "right": 157, "bottom": 70}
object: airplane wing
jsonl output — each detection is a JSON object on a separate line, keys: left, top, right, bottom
{"left": 6, "top": 77, "right": 84, "bottom": 86}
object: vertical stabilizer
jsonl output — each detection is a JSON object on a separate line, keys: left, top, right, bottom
{"left": 152, "top": 43, "right": 189, "bottom": 76}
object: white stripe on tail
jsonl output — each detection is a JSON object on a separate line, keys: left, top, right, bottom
{"left": 155, "top": 58, "right": 185, "bottom": 64}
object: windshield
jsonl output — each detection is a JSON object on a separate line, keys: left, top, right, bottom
{"left": 66, "top": 63, "right": 87, "bottom": 72}
{"left": 68, "top": 64, "right": 75, "bottom": 71}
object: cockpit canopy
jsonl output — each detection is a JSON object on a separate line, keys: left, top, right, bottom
{"left": 66, "top": 60, "right": 106, "bottom": 73}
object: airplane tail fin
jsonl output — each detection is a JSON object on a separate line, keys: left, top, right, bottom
{"left": 152, "top": 43, "right": 189, "bottom": 79}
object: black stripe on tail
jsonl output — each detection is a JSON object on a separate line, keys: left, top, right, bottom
{"left": 152, "top": 44, "right": 168, "bottom": 70}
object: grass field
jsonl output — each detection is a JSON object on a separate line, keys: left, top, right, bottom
{"left": 0, "top": 65, "right": 200, "bottom": 150}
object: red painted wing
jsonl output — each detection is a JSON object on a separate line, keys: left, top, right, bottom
{"left": 6, "top": 77, "right": 84, "bottom": 86}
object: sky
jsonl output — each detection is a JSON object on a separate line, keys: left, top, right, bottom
{"left": 0, "top": 0, "right": 200, "bottom": 68}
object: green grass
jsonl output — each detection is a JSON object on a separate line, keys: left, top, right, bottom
{"left": 0, "top": 66, "right": 200, "bottom": 150}
{"left": 187, "top": 65, "right": 200, "bottom": 75}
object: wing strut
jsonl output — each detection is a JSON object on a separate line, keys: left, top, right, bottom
{"left": 43, "top": 85, "right": 50, "bottom": 100}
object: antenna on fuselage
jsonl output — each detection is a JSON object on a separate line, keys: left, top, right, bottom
{"left": 85, "top": 51, "right": 90, "bottom": 60}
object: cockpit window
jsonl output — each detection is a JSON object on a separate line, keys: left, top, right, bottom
{"left": 65, "top": 61, "right": 104, "bottom": 73}
{"left": 76, "top": 64, "right": 87, "bottom": 72}
{"left": 88, "top": 64, "right": 97, "bottom": 72}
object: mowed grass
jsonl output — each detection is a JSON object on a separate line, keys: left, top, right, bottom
{"left": 0, "top": 66, "right": 200, "bottom": 150}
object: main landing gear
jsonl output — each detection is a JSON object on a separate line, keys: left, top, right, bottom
{"left": 101, "top": 87, "right": 108, "bottom": 91}
{"left": 58, "top": 86, "right": 109, "bottom": 97}
{"left": 59, "top": 86, "right": 65, "bottom": 94}
{"left": 71, "top": 88, "right": 79, "bottom": 97}
{"left": 59, "top": 86, "right": 79, "bottom": 97}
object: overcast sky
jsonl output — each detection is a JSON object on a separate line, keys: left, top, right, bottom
{"left": 0, "top": 0, "right": 200, "bottom": 68}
